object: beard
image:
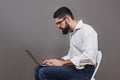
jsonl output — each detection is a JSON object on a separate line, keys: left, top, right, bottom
{"left": 62, "top": 22, "right": 70, "bottom": 35}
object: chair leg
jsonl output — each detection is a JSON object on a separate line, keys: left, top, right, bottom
{"left": 91, "top": 78, "right": 95, "bottom": 80}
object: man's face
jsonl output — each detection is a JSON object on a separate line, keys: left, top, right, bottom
{"left": 55, "top": 18, "right": 70, "bottom": 35}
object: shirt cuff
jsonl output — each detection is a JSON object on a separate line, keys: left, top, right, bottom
{"left": 70, "top": 56, "right": 80, "bottom": 67}
{"left": 62, "top": 56, "right": 70, "bottom": 60}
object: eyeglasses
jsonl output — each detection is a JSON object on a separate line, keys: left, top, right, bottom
{"left": 56, "top": 18, "right": 65, "bottom": 25}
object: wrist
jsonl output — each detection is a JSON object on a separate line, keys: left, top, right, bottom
{"left": 63, "top": 60, "right": 74, "bottom": 66}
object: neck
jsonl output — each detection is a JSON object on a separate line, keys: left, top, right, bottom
{"left": 70, "top": 20, "right": 78, "bottom": 32}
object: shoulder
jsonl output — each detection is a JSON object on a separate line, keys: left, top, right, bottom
{"left": 81, "top": 21, "right": 97, "bottom": 35}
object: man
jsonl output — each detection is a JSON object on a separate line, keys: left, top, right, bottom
{"left": 34, "top": 6, "right": 98, "bottom": 80}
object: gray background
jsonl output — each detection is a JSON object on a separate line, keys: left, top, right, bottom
{"left": 0, "top": 0, "right": 120, "bottom": 80}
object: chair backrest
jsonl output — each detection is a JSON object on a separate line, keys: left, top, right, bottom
{"left": 91, "top": 51, "right": 102, "bottom": 80}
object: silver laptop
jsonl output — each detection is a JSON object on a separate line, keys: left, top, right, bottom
{"left": 25, "top": 49, "right": 41, "bottom": 65}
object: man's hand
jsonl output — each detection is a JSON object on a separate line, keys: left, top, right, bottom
{"left": 42, "top": 59, "right": 74, "bottom": 66}
{"left": 42, "top": 59, "right": 65, "bottom": 66}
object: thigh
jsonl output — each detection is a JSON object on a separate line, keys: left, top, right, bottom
{"left": 39, "top": 66, "right": 94, "bottom": 80}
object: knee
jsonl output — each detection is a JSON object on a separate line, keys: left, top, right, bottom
{"left": 39, "top": 67, "right": 53, "bottom": 77}
{"left": 39, "top": 66, "right": 59, "bottom": 79}
{"left": 39, "top": 66, "right": 54, "bottom": 74}
{"left": 39, "top": 67, "right": 49, "bottom": 79}
{"left": 39, "top": 67, "right": 47, "bottom": 75}
{"left": 34, "top": 65, "right": 42, "bottom": 73}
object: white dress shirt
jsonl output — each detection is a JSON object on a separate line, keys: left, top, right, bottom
{"left": 62, "top": 20, "right": 98, "bottom": 69}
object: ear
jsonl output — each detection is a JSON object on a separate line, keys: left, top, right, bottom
{"left": 65, "top": 15, "right": 71, "bottom": 23}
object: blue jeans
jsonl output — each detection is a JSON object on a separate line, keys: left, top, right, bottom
{"left": 34, "top": 65, "right": 95, "bottom": 80}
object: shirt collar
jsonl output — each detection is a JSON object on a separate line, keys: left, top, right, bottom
{"left": 70, "top": 20, "right": 83, "bottom": 34}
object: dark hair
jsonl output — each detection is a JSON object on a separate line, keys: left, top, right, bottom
{"left": 53, "top": 6, "right": 74, "bottom": 19}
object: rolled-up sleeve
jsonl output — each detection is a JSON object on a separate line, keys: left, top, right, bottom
{"left": 62, "top": 55, "right": 70, "bottom": 60}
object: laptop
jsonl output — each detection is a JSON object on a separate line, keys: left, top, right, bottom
{"left": 25, "top": 49, "right": 41, "bottom": 65}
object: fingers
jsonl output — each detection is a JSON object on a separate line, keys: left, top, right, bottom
{"left": 42, "top": 59, "right": 46, "bottom": 65}
{"left": 42, "top": 59, "right": 55, "bottom": 66}
{"left": 42, "top": 59, "right": 64, "bottom": 66}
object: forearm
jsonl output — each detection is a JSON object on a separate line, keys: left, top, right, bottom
{"left": 56, "top": 59, "right": 75, "bottom": 66}
{"left": 63, "top": 60, "right": 75, "bottom": 66}
{"left": 59, "top": 58, "right": 74, "bottom": 66}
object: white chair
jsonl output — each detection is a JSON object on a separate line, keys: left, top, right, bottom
{"left": 91, "top": 51, "right": 102, "bottom": 80}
